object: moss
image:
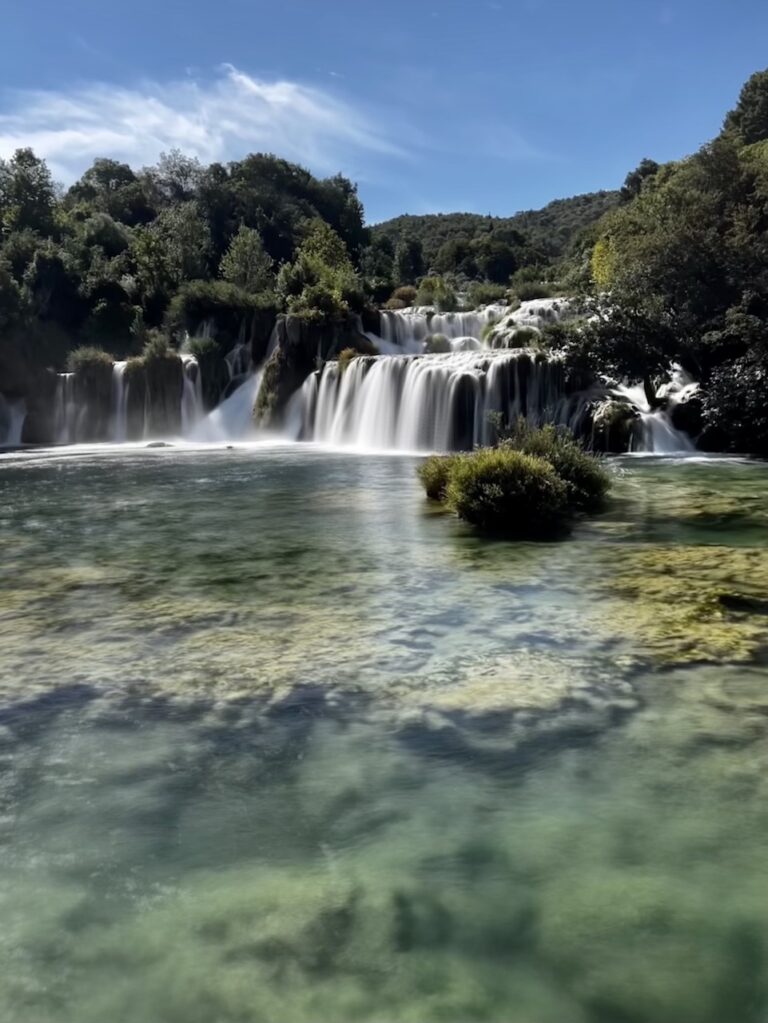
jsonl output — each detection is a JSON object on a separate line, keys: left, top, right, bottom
{"left": 600, "top": 545, "right": 768, "bottom": 665}
{"left": 338, "top": 348, "right": 359, "bottom": 374}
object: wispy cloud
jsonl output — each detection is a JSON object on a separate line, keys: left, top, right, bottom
{"left": 0, "top": 64, "right": 402, "bottom": 181}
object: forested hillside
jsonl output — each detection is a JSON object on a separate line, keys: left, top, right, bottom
{"left": 371, "top": 191, "right": 619, "bottom": 276}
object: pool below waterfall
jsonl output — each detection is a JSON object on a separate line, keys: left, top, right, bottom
{"left": 1, "top": 444, "right": 768, "bottom": 1023}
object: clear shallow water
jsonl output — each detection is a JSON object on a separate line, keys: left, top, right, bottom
{"left": 1, "top": 446, "right": 768, "bottom": 1022}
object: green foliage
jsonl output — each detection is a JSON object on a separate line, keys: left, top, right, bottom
{"left": 417, "top": 454, "right": 461, "bottom": 500}
{"left": 277, "top": 219, "right": 363, "bottom": 321}
{"left": 374, "top": 192, "right": 620, "bottom": 285}
{"left": 445, "top": 448, "right": 569, "bottom": 536}
{"left": 337, "top": 347, "right": 359, "bottom": 373}
{"left": 66, "top": 345, "right": 113, "bottom": 373}
{"left": 185, "top": 336, "right": 219, "bottom": 359}
{"left": 419, "top": 423, "right": 610, "bottom": 536}
{"left": 499, "top": 419, "right": 610, "bottom": 511}
{"left": 513, "top": 281, "right": 555, "bottom": 302}
{"left": 394, "top": 236, "right": 424, "bottom": 284}
{"left": 141, "top": 331, "right": 173, "bottom": 362}
{"left": 0, "top": 148, "right": 57, "bottom": 238}
{"left": 620, "top": 159, "right": 660, "bottom": 203}
{"left": 391, "top": 285, "right": 417, "bottom": 305}
{"left": 219, "top": 225, "right": 274, "bottom": 293}
{"left": 466, "top": 281, "right": 507, "bottom": 308}
{"left": 702, "top": 353, "right": 768, "bottom": 454}
{"left": 415, "top": 276, "right": 458, "bottom": 311}
{"left": 723, "top": 69, "right": 768, "bottom": 145}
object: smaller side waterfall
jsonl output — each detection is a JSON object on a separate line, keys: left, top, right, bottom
{"left": 617, "top": 370, "right": 696, "bottom": 454}
{"left": 54, "top": 373, "right": 78, "bottom": 444}
{"left": 180, "top": 355, "right": 205, "bottom": 434}
{"left": 0, "top": 394, "right": 26, "bottom": 447}
{"left": 191, "top": 371, "right": 263, "bottom": 442}
{"left": 111, "top": 362, "right": 129, "bottom": 442}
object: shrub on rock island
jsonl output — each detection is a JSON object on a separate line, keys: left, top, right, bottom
{"left": 501, "top": 419, "right": 610, "bottom": 511}
{"left": 418, "top": 454, "right": 462, "bottom": 501}
{"left": 445, "top": 449, "right": 569, "bottom": 537}
{"left": 419, "top": 422, "right": 610, "bottom": 538}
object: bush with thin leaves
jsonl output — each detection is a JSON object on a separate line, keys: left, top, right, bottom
{"left": 445, "top": 448, "right": 569, "bottom": 536}
{"left": 418, "top": 454, "right": 462, "bottom": 501}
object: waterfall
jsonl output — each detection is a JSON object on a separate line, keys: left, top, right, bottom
{"left": 180, "top": 355, "right": 205, "bottom": 434}
{"left": 191, "top": 371, "right": 263, "bottom": 442}
{"left": 111, "top": 362, "right": 129, "bottom": 442}
{"left": 225, "top": 343, "right": 252, "bottom": 380}
{"left": 295, "top": 350, "right": 591, "bottom": 452}
{"left": 54, "top": 373, "right": 78, "bottom": 444}
{"left": 0, "top": 394, "right": 26, "bottom": 447}
{"left": 616, "top": 372, "right": 695, "bottom": 455}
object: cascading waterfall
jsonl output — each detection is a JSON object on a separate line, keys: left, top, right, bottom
{"left": 191, "top": 370, "right": 263, "bottom": 442}
{"left": 295, "top": 350, "right": 592, "bottom": 452}
{"left": 0, "top": 393, "right": 26, "bottom": 447}
{"left": 180, "top": 355, "right": 205, "bottom": 434}
{"left": 111, "top": 362, "right": 129, "bottom": 442}
{"left": 54, "top": 373, "right": 78, "bottom": 444}
{"left": 616, "top": 366, "right": 696, "bottom": 454}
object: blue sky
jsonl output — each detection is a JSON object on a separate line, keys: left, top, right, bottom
{"left": 0, "top": 0, "right": 766, "bottom": 223}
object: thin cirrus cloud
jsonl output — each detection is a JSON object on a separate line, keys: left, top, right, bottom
{"left": 0, "top": 64, "right": 404, "bottom": 182}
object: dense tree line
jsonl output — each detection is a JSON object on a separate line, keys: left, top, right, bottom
{"left": 0, "top": 150, "right": 372, "bottom": 373}
{"left": 571, "top": 67, "right": 768, "bottom": 452}
{"left": 370, "top": 192, "right": 619, "bottom": 290}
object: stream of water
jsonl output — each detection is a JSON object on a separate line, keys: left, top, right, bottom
{"left": 1, "top": 447, "right": 767, "bottom": 1022}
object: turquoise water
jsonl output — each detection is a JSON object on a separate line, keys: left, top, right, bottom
{"left": 1, "top": 445, "right": 768, "bottom": 1022}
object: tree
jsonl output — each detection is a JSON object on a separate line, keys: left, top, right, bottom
{"left": 0, "top": 148, "right": 57, "bottom": 238}
{"left": 276, "top": 218, "right": 362, "bottom": 319}
{"left": 219, "top": 225, "right": 274, "bottom": 293}
{"left": 394, "top": 236, "right": 424, "bottom": 284}
{"left": 620, "top": 158, "right": 660, "bottom": 202}
{"left": 723, "top": 68, "right": 768, "bottom": 145}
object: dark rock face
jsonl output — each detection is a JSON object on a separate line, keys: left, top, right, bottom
{"left": 670, "top": 391, "right": 703, "bottom": 439}
{"left": 143, "top": 355, "right": 183, "bottom": 437}
{"left": 255, "top": 315, "right": 376, "bottom": 427}
{"left": 73, "top": 362, "right": 114, "bottom": 442}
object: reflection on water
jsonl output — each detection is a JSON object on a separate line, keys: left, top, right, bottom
{"left": 1, "top": 447, "right": 768, "bottom": 1022}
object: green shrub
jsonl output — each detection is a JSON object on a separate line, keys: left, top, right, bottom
{"left": 500, "top": 419, "right": 610, "bottom": 511}
{"left": 391, "top": 285, "right": 417, "bottom": 305}
{"left": 445, "top": 448, "right": 569, "bottom": 536}
{"left": 466, "top": 281, "right": 507, "bottom": 308}
{"left": 66, "top": 345, "right": 113, "bottom": 373}
{"left": 424, "top": 333, "right": 451, "bottom": 354}
{"left": 142, "top": 331, "right": 173, "bottom": 362}
{"left": 418, "top": 454, "right": 462, "bottom": 500}
{"left": 337, "top": 347, "right": 359, "bottom": 373}
{"left": 384, "top": 297, "right": 406, "bottom": 310}
{"left": 418, "top": 422, "right": 611, "bottom": 537}
{"left": 513, "top": 282, "right": 555, "bottom": 302}
{"left": 415, "top": 276, "right": 458, "bottom": 311}
{"left": 185, "top": 336, "right": 219, "bottom": 359}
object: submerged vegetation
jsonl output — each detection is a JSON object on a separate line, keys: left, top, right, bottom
{"left": 419, "top": 422, "right": 610, "bottom": 537}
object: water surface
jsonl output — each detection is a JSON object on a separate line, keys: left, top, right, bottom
{"left": 1, "top": 446, "right": 768, "bottom": 1022}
